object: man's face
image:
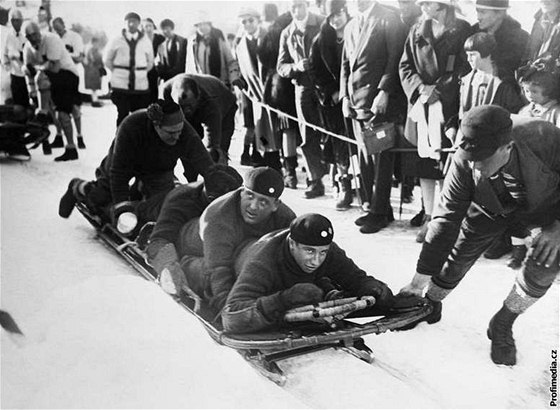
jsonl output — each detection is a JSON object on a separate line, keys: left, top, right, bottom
{"left": 329, "top": 10, "right": 349, "bottom": 31}
{"left": 162, "top": 26, "right": 174, "bottom": 38}
{"left": 196, "top": 22, "right": 212, "bottom": 36}
{"left": 290, "top": 0, "right": 308, "bottom": 21}
{"left": 240, "top": 15, "right": 259, "bottom": 35}
{"left": 154, "top": 121, "right": 183, "bottom": 145}
{"left": 26, "top": 28, "right": 42, "bottom": 49}
{"left": 11, "top": 17, "right": 23, "bottom": 33}
{"left": 239, "top": 188, "right": 279, "bottom": 225}
{"left": 356, "top": 0, "right": 374, "bottom": 13}
{"left": 469, "top": 144, "right": 513, "bottom": 179}
{"left": 289, "top": 238, "right": 331, "bottom": 274}
{"left": 466, "top": 51, "right": 484, "bottom": 70}
{"left": 476, "top": 9, "right": 504, "bottom": 31}
{"left": 540, "top": 0, "right": 560, "bottom": 14}
{"left": 37, "top": 9, "right": 48, "bottom": 23}
{"left": 52, "top": 20, "right": 64, "bottom": 37}
{"left": 127, "top": 18, "right": 140, "bottom": 34}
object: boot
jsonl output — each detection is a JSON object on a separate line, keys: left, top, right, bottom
{"left": 50, "top": 133, "right": 64, "bottom": 148}
{"left": 240, "top": 145, "right": 251, "bottom": 166}
{"left": 7, "top": 145, "right": 31, "bottom": 161}
{"left": 58, "top": 178, "right": 84, "bottom": 218}
{"left": 487, "top": 304, "right": 518, "bottom": 366}
{"left": 304, "top": 179, "right": 325, "bottom": 199}
{"left": 42, "top": 140, "right": 52, "bottom": 155}
{"left": 507, "top": 245, "right": 527, "bottom": 270}
{"left": 336, "top": 175, "right": 353, "bottom": 210}
{"left": 484, "top": 235, "right": 512, "bottom": 259}
{"left": 77, "top": 136, "right": 86, "bottom": 149}
{"left": 263, "top": 151, "right": 282, "bottom": 172}
{"left": 283, "top": 156, "right": 298, "bottom": 189}
{"left": 54, "top": 147, "right": 78, "bottom": 162}
{"left": 410, "top": 209, "right": 426, "bottom": 227}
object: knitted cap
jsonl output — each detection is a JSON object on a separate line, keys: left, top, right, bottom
{"left": 244, "top": 167, "right": 284, "bottom": 199}
{"left": 204, "top": 165, "right": 243, "bottom": 200}
{"left": 124, "top": 12, "right": 141, "bottom": 21}
{"left": 475, "top": 0, "right": 509, "bottom": 10}
{"left": 457, "top": 105, "right": 513, "bottom": 161}
{"left": 290, "top": 214, "right": 334, "bottom": 246}
{"left": 147, "top": 100, "right": 185, "bottom": 126}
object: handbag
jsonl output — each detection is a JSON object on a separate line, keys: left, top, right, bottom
{"left": 359, "top": 117, "right": 396, "bottom": 155}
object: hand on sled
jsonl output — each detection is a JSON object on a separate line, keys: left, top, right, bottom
{"left": 388, "top": 293, "right": 428, "bottom": 313}
{"left": 159, "top": 261, "right": 188, "bottom": 296}
{"left": 110, "top": 201, "right": 138, "bottom": 236}
{"left": 399, "top": 273, "right": 431, "bottom": 297}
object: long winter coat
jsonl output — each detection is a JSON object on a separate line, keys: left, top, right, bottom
{"left": 84, "top": 46, "right": 104, "bottom": 91}
{"left": 525, "top": 9, "right": 560, "bottom": 64}
{"left": 399, "top": 14, "right": 472, "bottom": 145}
{"left": 340, "top": 2, "right": 407, "bottom": 122}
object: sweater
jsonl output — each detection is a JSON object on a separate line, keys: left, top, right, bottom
{"left": 109, "top": 110, "right": 213, "bottom": 203}
{"left": 223, "top": 229, "right": 391, "bottom": 333}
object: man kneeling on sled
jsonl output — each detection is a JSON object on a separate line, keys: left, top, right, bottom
{"left": 223, "top": 213, "right": 418, "bottom": 334}
{"left": 58, "top": 99, "right": 213, "bottom": 235}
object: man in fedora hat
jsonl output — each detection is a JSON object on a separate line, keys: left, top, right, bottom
{"left": 400, "top": 104, "right": 560, "bottom": 366}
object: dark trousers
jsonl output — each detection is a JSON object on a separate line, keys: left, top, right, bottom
{"left": 111, "top": 90, "right": 151, "bottom": 126}
{"left": 221, "top": 104, "right": 237, "bottom": 155}
{"left": 432, "top": 207, "right": 560, "bottom": 298}
{"left": 147, "top": 68, "right": 159, "bottom": 103}
{"left": 295, "top": 85, "right": 327, "bottom": 182}
{"left": 10, "top": 75, "right": 29, "bottom": 107}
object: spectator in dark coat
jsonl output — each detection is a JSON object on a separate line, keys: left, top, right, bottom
{"left": 472, "top": 0, "right": 529, "bottom": 82}
{"left": 222, "top": 214, "right": 395, "bottom": 333}
{"left": 58, "top": 100, "right": 214, "bottom": 232}
{"left": 524, "top": 0, "right": 560, "bottom": 73}
{"left": 163, "top": 73, "right": 238, "bottom": 169}
{"left": 399, "top": 0, "right": 472, "bottom": 243}
{"left": 309, "top": 0, "right": 353, "bottom": 210}
{"left": 340, "top": 0, "right": 408, "bottom": 234}
{"left": 258, "top": 11, "right": 301, "bottom": 189}
{"left": 156, "top": 19, "right": 188, "bottom": 82}
{"left": 277, "top": 0, "right": 327, "bottom": 199}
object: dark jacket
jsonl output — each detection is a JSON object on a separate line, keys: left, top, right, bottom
{"left": 107, "top": 110, "right": 213, "bottom": 203}
{"left": 222, "top": 229, "right": 391, "bottom": 333}
{"left": 163, "top": 73, "right": 238, "bottom": 149}
{"left": 399, "top": 15, "right": 472, "bottom": 135}
{"left": 525, "top": 9, "right": 560, "bottom": 63}
{"left": 237, "top": 26, "right": 268, "bottom": 101}
{"left": 340, "top": 2, "right": 408, "bottom": 121}
{"left": 277, "top": 12, "right": 325, "bottom": 86}
{"left": 177, "top": 188, "right": 296, "bottom": 301}
{"left": 472, "top": 15, "right": 529, "bottom": 81}
{"left": 417, "top": 118, "right": 560, "bottom": 276}
{"left": 157, "top": 34, "right": 188, "bottom": 81}
{"left": 258, "top": 12, "right": 297, "bottom": 116}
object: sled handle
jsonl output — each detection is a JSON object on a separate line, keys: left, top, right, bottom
{"left": 284, "top": 296, "right": 376, "bottom": 323}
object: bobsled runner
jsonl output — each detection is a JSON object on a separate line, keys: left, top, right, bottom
{"left": 76, "top": 203, "right": 433, "bottom": 385}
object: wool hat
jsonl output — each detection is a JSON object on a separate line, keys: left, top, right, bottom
{"left": 160, "top": 19, "right": 175, "bottom": 30}
{"left": 147, "top": 100, "right": 185, "bottom": 126}
{"left": 475, "top": 0, "right": 509, "bottom": 10}
{"left": 290, "top": 214, "right": 334, "bottom": 246}
{"left": 325, "top": 0, "right": 346, "bottom": 16}
{"left": 124, "top": 12, "right": 141, "bottom": 22}
{"left": 238, "top": 7, "right": 260, "bottom": 19}
{"left": 244, "top": 167, "right": 284, "bottom": 199}
{"left": 204, "top": 165, "right": 243, "bottom": 200}
{"left": 457, "top": 105, "right": 513, "bottom": 161}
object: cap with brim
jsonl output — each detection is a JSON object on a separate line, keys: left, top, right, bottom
{"left": 475, "top": 0, "right": 509, "bottom": 10}
{"left": 325, "top": 0, "right": 346, "bottom": 16}
{"left": 238, "top": 7, "right": 260, "bottom": 19}
{"left": 244, "top": 167, "right": 284, "bottom": 199}
{"left": 124, "top": 12, "right": 141, "bottom": 21}
{"left": 290, "top": 213, "right": 334, "bottom": 247}
{"left": 457, "top": 105, "right": 512, "bottom": 161}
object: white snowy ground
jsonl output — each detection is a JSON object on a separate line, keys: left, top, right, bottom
{"left": 1, "top": 103, "right": 558, "bottom": 409}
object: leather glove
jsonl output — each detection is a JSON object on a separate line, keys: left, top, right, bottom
{"left": 280, "top": 283, "right": 324, "bottom": 310}
{"left": 232, "top": 77, "right": 248, "bottom": 90}
{"left": 110, "top": 201, "right": 138, "bottom": 235}
{"left": 159, "top": 261, "right": 188, "bottom": 295}
{"left": 316, "top": 277, "right": 345, "bottom": 301}
{"left": 372, "top": 285, "right": 395, "bottom": 309}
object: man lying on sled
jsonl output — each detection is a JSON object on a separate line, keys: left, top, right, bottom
{"left": 223, "top": 213, "right": 420, "bottom": 333}
{"left": 58, "top": 99, "right": 214, "bottom": 234}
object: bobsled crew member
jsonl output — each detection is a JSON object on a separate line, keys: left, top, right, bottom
{"left": 58, "top": 99, "right": 214, "bottom": 233}
{"left": 163, "top": 167, "right": 296, "bottom": 312}
{"left": 147, "top": 165, "right": 243, "bottom": 292}
{"left": 223, "top": 213, "right": 403, "bottom": 334}
{"left": 400, "top": 105, "right": 560, "bottom": 366}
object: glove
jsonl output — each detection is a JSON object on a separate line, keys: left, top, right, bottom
{"left": 65, "top": 44, "right": 74, "bottom": 53}
{"left": 390, "top": 293, "right": 428, "bottom": 313}
{"left": 110, "top": 201, "right": 138, "bottom": 235}
{"left": 232, "top": 77, "right": 248, "bottom": 90}
{"left": 159, "top": 261, "right": 187, "bottom": 295}
{"left": 372, "top": 285, "right": 395, "bottom": 309}
{"left": 280, "top": 283, "right": 324, "bottom": 310}
{"left": 99, "top": 67, "right": 107, "bottom": 77}
{"left": 316, "top": 277, "right": 345, "bottom": 301}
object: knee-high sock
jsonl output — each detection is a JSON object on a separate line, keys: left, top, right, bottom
{"left": 504, "top": 283, "right": 539, "bottom": 314}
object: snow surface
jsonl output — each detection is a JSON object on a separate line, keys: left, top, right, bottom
{"left": 1, "top": 102, "right": 559, "bottom": 409}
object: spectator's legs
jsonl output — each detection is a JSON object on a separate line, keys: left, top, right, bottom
{"left": 111, "top": 91, "right": 132, "bottom": 126}
{"left": 282, "top": 127, "right": 299, "bottom": 189}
